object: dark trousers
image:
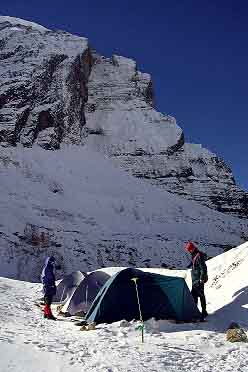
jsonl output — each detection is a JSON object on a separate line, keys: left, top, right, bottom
{"left": 191, "top": 282, "right": 207, "bottom": 313}
{"left": 44, "top": 294, "right": 53, "bottom": 306}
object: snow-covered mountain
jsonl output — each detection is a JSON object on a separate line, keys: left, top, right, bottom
{"left": 84, "top": 53, "right": 248, "bottom": 218}
{"left": 0, "top": 145, "right": 247, "bottom": 281}
{"left": 0, "top": 16, "right": 248, "bottom": 281}
{"left": 0, "top": 16, "right": 247, "bottom": 218}
{"left": 1, "top": 242, "right": 248, "bottom": 372}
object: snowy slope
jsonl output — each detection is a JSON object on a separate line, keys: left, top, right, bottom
{"left": 1, "top": 242, "right": 248, "bottom": 372}
{"left": 0, "top": 145, "right": 247, "bottom": 281}
{"left": 206, "top": 241, "right": 248, "bottom": 326}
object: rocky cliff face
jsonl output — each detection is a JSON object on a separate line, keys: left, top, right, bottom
{"left": 0, "top": 16, "right": 92, "bottom": 149}
{"left": 0, "top": 16, "right": 247, "bottom": 219}
{"left": 83, "top": 54, "right": 248, "bottom": 218}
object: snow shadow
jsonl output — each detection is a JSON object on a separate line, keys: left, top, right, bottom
{"left": 154, "top": 286, "right": 248, "bottom": 334}
{"left": 210, "top": 286, "right": 248, "bottom": 330}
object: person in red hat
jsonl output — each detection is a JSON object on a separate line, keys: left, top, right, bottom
{"left": 185, "top": 241, "right": 208, "bottom": 321}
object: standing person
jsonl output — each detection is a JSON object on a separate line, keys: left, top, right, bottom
{"left": 41, "top": 256, "right": 57, "bottom": 320}
{"left": 185, "top": 241, "right": 208, "bottom": 321}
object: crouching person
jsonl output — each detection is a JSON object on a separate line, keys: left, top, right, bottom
{"left": 41, "top": 256, "right": 57, "bottom": 320}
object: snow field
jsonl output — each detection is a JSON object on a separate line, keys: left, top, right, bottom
{"left": 0, "top": 145, "right": 247, "bottom": 281}
{"left": 1, "top": 242, "right": 248, "bottom": 371}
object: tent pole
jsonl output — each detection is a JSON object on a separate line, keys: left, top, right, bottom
{"left": 60, "top": 287, "right": 65, "bottom": 303}
{"left": 86, "top": 285, "right": 88, "bottom": 309}
{"left": 131, "top": 277, "right": 144, "bottom": 343}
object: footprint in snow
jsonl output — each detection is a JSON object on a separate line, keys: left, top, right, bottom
{"left": 3, "top": 330, "right": 15, "bottom": 335}
{"left": 0, "top": 336, "right": 14, "bottom": 344}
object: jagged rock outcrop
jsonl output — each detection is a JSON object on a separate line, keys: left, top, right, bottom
{"left": 0, "top": 15, "right": 247, "bottom": 220}
{"left": 83, "top": 53, "right": 248, "bottom": 218}
{"left": 0, "top": 16, "right": 92, "bottom": 149}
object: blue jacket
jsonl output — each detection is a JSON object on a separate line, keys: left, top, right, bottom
{"left": 41, "top": 256, "right": 56, "bottom": 297}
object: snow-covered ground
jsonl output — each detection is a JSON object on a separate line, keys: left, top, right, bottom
{"left": 1, "top": 145, "right": 247, "bottom": 281}
{"left": 1, "top": 242, "right": 248, "bottom": 372}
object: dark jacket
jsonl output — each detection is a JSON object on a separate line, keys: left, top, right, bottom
{"left": 190, "top": 250, "right": 208, "bottom": 285}
{"left": 41, "top": 257, "right": 56, "bottom": 297}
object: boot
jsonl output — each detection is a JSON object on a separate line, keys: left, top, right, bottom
{"left": 44, "top": 304, "right": 56, "bottom": 320}
{"left": 47, "top": 314, "right": 57, "bottom": 321}
{"left": 47, "top": 306, "right": 57, "bottom": 320}
{"left": 201, "top": 310, "right": 208, "bottom": 318}
{"left": 200, "top": 294, "right": 208, "bottom": 320}
{"left": 44, "top": 304, "right": 50, "bottom": 318}
{"left": 200, "top": 309, "right": 208, "bottom": 322}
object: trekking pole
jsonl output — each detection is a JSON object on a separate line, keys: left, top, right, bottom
{"left": 131, "top": 277, "right": 144, "bottom": 343}
{"left": 86, "top": 285, "right": 88, "bottom": 309}
{"left": 60, "top": 287, "right": 65, "bottom": 303}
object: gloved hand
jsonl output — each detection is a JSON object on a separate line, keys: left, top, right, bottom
{"left": 200, "top": 276, "right": 208, "bottom": 284}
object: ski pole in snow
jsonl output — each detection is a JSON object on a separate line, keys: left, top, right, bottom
{"left": 131, "top": 277, "right": 144, "bottom": 343}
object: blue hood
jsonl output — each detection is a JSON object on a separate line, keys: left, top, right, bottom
{"left": 44, "top": 256, "right": 56, "bottom": 266}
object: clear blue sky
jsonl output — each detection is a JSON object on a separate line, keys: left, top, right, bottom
{"left": 2, "top": 0, "right": 247, "bottom": 190}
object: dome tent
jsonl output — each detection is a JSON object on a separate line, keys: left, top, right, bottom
{"left": 85, "top": 268, "right": 201, "bottom": 324}
{"left": 62, "top": 271, "right": 110, "bottom": 315}
{"left": 53, "top": 271, "right": 85, "bottom": 303}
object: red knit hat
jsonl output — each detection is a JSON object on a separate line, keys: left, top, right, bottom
{"left": 185, "top": 241, "right": 196, "bottom": 253}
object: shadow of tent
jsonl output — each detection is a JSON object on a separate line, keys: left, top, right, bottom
{"left": 233, "top": 286, "right": 248, "bottom": 298}
{"left": 156, "top": 286, "right": 248, "bottom": 334}
{"left": 210, "top": 286, "right": 248, "bottom": 329}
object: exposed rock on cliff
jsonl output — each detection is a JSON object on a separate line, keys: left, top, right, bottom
{"left": 84, "top": 53, "right": 248, "bottom": 218}
{"left": 0, "top": 16, "right": 92, "bottom": 149}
